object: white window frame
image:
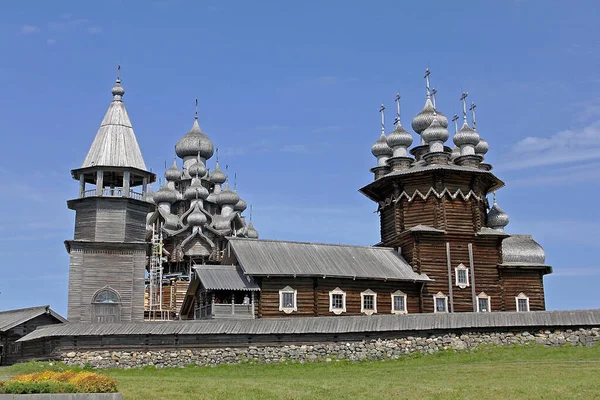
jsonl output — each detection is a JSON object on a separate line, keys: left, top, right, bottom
{"left": 391, "top": 290, "right": 408, "bottom": 315}
{"left": 455, "top": 263, "right": 470, "bottom": 289}
{"left": 360, "top": 289, "right": 377, "bottom": 315}
{"left": 476, "top": 292, "right": 491, "bottom": 312}
{"left": 329, "top": 287, "right": 346, "bottom": 315}
{"left": 278, "top": 286, "right": 297, "bottom": 314}
{"left": 433, "top": 292, "right": 448, "bottom": 313}
{"left": 516, "top": 292, "right": 530, "bottom": 312}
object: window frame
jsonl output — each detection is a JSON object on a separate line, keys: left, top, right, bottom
{"left": 329, "top": 287, "right": 347, "bottom": 315}
{"left": 455, "top": 263, "right": 470, "bottom": 289}
{"left": 476, "top": 292, "right": 491, "bottom": 312}
{"left": 433, "top": 292, "right": 448, "bottom": 313}
{"left": 391, "top": 290, "right": 408, "bottom": 315}
{"left": 360, "top": 289, "right": 377, "bottom": 315}
{"left": 278, "top": 286, "right": 297, "bottom": 314}
{"left": 516, "top": 292, "right": 530, "bottom": 312}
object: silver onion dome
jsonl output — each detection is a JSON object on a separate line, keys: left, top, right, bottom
{"left": 175, "top": 119, "right": 215, "bottom": 160}
{"left": 475, "top": 137, "right": 489, "bottom": 155}
{"left": 487, "top": 196, "right": 509, "bottom": 231}
{"left": 206, "top": 191, "right": 219, "bottom": 204}
{"left": 165, "top": 160, "right": 182, "bottom": 182}
{"left": 188, "top": 160, "right": 207, "bottom": 178}
{"left": 411, "top": 98, "right": 449, "bottom": 134}
{"left": 422, "top": 116, "right": 449, "bottom": 145}
{"left": 217, "top": 184, "right": 240, "bottom": 206}
{"left": 209, "top": 162, "right": 226, "bottom": 185}
{"left": 234, "top": 197, "right": 247, "bottom": 212}
{"left": 146, "top": 185, "right": 155, "bottom": 204}
{"left": 387, "top": 123, "right": 413, "bottom": 152}
{"left": 246, "top": 221, "right": 259, "bottom": 239}
{"left": 184, "top": 177, "right": 209, "bottom": 200}
{"left": 153, "top": 184, "right": 178, "bottom": 204}
{"left": 371, "top": 133, "right": 393, "bottom": 157}
{"left": 454, "top": 122, "right": 480, "bottom": 148}
{"left": 451, "top": 146, "right": 461, "bottom": 159}
{"left": 187, "top": 204, "right": 207, "bottom": 227}
{"left": 111, "top": 80, "right": 125, "bottom": 98}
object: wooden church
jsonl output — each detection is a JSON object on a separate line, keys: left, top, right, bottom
{"left": 65, "top": 69, "right": 551, "bottom": 324}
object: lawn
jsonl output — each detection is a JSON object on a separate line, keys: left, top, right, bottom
{"left": 2, "top": 345, "right": 600, "bottom": 399}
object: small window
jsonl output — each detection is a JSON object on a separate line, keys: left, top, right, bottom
{"left": 477, "top": 292, "right": 491, "bottom": 312}
{"left": 391, "top": 290, "right": 408, "bottom": 314}
{"left": 433, "top": 292, "right": 448, "bottom": 313}
{"left": 361, "top": 289, "right": 377, "bottom": 315}
{"left": 329, "top": 287, "right": 346, "bottom": 315}
{"left": 455, "top": 264, "right": 469, "bottom": 289}
{"left": 516, "top": 293, "right": 530, "bottom": 312}
{"left": 278, "top": 286, "right": 297, "bottom": 314}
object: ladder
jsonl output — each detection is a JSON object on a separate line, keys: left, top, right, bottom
{"left": 148, "top": 221, "right": 164, "bottom": 320}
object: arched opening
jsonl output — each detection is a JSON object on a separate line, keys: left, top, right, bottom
{"left": 91, "top": 287, "right": 121, "bottom": 323}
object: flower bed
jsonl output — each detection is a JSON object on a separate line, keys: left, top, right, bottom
{"left": 0, "top": 371, "right": 117, "bottom": 394}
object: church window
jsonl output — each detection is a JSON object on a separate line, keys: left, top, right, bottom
{"left": 278, "top": 286, "right": 297, "bottom": 314}
{"left": 391, "top": 290, "right": 408, "bottom": 314}
{"left": 329, "top": 287, "right": 346, "bottom": 315}
{"left": 91, "top": 287, "right": 121, "bottom": 323}
{"left": 516, "top": 293, "right": 530, "bottom": 312}
{"left": 433, "top": 292, "right": 448, "bottom": 313}
{"left": 477, "top": 292, "right": 491, "bottom": 312}
{"left": 455, "top": 264, "right": 470, "bottom": 289}
{"left": 360, "top": 289, "right": 377, "bottom": 315}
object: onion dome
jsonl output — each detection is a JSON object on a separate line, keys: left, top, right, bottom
{"left": 153, "top": 183, "right": 178, "bottom": 204}
{"left": 475, "top": 137, "right": 489, "bottom": 155}
{"left": 165, "top": 160, "right": 181, "bottom": 181}
{"left": 453, "top": 122, "right": 480, "bottom": 148}
{"left": 422, "top": 116, "right": 449, "bottom": 146}
{"left": 217, "top": 183, "right": 240, "bottom": 206}
{"left": 206, "top": 191, "right": 219, "bottom": 204}
{"left": 213, "top": 216, "right": 231, "bottom": 230}
{"left": 451, "top": 146, "right": 461, "bottom": 159}
{"left": 209, "top": 162, "right": 226, "bottom": 185}
{"left": 371, "top": 134, "right": 393, "bottom": 158}
{"left": 175, "top": 119, "right": 214, "bottom": 160}
{"left": 234, "top": 196, "right": 247, "bottom": 212}
{"left": 146, "top": 185, "right": 155, "bottom": 204}
{"left": 487, "top": 194, "right": 509, "bottom": 231}
{"left": 111, "top": 80, "right": 125, "bottom": 99}
{"left": 411, "top": 98, "right": 449, "bottom": 134}
{"left": 387, "top": 123, "right": 413, "bottom": 155}
{"left": 246, "top": 221, "right": 259, "bottom": 239}
{"left": 187, "top": 204, "right": 207, "bottom": 227}
{"left": 184, "top": 177, "right": 209, "bottom": 200}
{"left": 188, "top": 160, "right": 207, "bottom": 178}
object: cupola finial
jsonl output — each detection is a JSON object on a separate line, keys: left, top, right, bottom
{"left": 424, "top": 68, "right": 431, "bottom": 98}
{"left": 431, "top": 88, "right": 437, "bottom": 108}
{"left": 379, "top": 104, "right": 385, "bottom": 135}
{"left": 195, "top": 98, "right": 198, "bottom": 120}
{"left": 470, "top": 102, "right": 477, "bottom": 131}
{"left": 249, "top": 204, "right": 253, "bottom": 223}
{"left": 460, "top": 92, "right": 468, "bottom": 122}
{"left": 117, "top": 65, "right": 121, "bottom": 82}
{"left": 452, "top": 114, "right": 459, "bottom": 134}
{"left": 234, "top": 172, "right": 237, "bottom": 192}
{"left": 216, "top": 147, "right": 219, "bottom": 163}
{"left": 395, "top": 93, "right": 401, "bottom": 125}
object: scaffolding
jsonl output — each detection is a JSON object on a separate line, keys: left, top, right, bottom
{"left": 147, "top": 221, "right": 169, "bottom": 320}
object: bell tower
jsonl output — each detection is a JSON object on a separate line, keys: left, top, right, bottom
{"left": 65, "top": 68, "right": 156, "bottom": 323}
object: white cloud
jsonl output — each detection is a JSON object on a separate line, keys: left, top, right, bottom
{"left": 47, "top": 38, "right": 56, "bottom": 45}
{"left": 508, "top": 162, "right": 600, "bottom": 187}
{"left": 19, "top": 25, "right": 40, "bottom": 34}
{"left": 503, "top": 120, "right": 600, "bottom": 169}
{"left": 552, "top": 267, "right": 600, "bottom": 277}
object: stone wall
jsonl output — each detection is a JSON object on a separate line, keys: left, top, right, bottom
{"left": 61, "top": 327, "right": 600, "bottom": 369}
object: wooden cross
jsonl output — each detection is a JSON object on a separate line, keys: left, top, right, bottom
{"left": 216, "top": 148, "right": 219, "bottom": 163}
{"left": 452, "top": 114, "right": 459, "bottom": 133}
{"left": 379, "top": 104, "right": 385, "bottom": 135}
{"left": 195, "top": 98, "right": 199, "bottom": 120}
{"left": 117, "top": 65, "right": 121, "bottom": 81}
{"left": 470, "top": 102, "right": 477, "bottom": 130}
{"left": 395, "top": 93, "right": 401, "bottom": 125}
{"left": 424, "top": 68, "right": 431, "bottom": 96}
{"left": 460, "top": 92, "right": 468, "bottom": 121}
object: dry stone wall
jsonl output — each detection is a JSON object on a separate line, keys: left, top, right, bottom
{"left": 61, "top": 327, "right": 600, "bottom": 369}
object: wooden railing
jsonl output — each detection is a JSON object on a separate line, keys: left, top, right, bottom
{"left": 197, "top": 303, "right": 254, "bottom": 319}
{"left": 81, "top": 187, "right": 144, "bottom": 200}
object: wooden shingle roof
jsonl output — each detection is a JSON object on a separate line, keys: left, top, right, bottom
{"left": 0, "top": 305, "right": 66, "bottom": 333}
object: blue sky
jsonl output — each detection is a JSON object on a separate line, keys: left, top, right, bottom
{"left": 0, "top": 1, "right": 598, "bottom": 315}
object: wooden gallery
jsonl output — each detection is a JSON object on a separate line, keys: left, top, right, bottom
{"left": 64, "top": 70, "right": 552, "bottom": 325}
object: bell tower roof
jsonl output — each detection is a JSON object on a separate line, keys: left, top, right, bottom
{"left": 80, "top": 67, "right": 149, "bottom": 172}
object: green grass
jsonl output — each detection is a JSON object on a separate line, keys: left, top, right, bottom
{"left": 2, "top": 345, "right": 600, "bottom": 399}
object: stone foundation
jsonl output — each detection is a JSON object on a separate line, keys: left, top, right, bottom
{"left": 61, "top": 328, "right": 600, "bottom": 369}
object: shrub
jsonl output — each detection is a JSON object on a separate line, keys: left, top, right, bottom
{"left": 0, "top": 370, "right": 117, "bottom": 394}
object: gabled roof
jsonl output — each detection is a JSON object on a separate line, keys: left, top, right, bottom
{"left": 0, "top": 305, "right": 66, "bottom": 333}
{"left": 79, "top": 82, "right": 148, "bottom": 171}
{"left": 227, "top": 238, "right": 432, "bottom": 282}
{"left": 193, "top": 265, "right": 260, "bottom": 291}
